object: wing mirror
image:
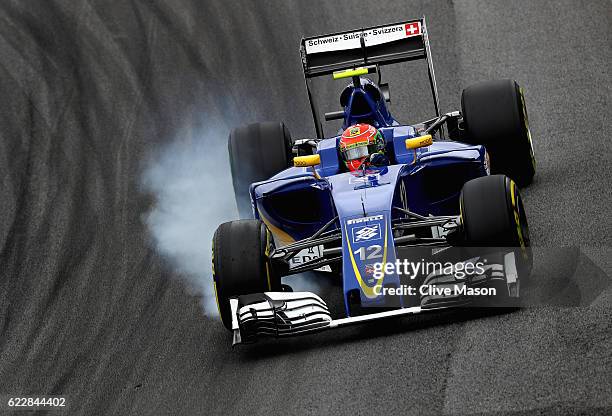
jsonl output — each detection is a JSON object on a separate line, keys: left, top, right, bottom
{"left": 405, "top": 135, "right": 433, "bottom": 150}
{"left": 294, "top": 154, "right": 321, "bottom": 167}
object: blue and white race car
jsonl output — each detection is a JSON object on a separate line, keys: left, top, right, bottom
{"left": 212, "top": 18, "right": 535, "bottom": 345}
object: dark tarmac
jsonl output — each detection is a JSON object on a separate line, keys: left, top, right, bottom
{"left": 0, "top": 1, "right": 610, "bottom": 415}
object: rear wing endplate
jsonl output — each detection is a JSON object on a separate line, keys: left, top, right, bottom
{"left": 301, "top": 18, "right": 440, "bottom": 138}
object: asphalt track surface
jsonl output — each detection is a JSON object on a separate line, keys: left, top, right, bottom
{"left": 0, "top": 1, "right": 610, "bottom": 415}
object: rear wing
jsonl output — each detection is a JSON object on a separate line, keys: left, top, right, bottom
{"left": 300, "top": 18, "right": 440, "bottom": 138}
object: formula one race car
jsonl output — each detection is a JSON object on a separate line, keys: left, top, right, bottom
{"left": 212, "top": 18, "right": 536, "bottom": 345}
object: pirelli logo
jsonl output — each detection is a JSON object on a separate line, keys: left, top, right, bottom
{"left": 346, "top": 214, "right": 384, "bottom": 225}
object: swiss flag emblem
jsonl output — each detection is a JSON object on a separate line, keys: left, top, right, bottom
{"left": 405, "top": 22, "right": 421, "bottom": 36}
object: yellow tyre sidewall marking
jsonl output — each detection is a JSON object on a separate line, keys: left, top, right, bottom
{"left": 212, "top": 239, "right": 222, "bottom": 316}
{"left": 459, "top": 193, "right": 464, "bottom": 227}
{"left": 519, "top": 87, "right": 536, "bottom": 169}
{"left": 264, "top": 228, "right": 272, "bottom": 290}
{"left": 509, "top": 179, "right": 528, "bottom": 258}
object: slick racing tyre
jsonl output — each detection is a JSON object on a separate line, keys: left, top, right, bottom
{"left": 461, "top": 79, "right": 536, "bottom": 186}
{"left": 460, "top": 175, "right": 532, "bottom": 303}
{"left": 229, "top": 122, "right": 293, "bottom": 218}
{"left": 212, "top": 220, "right": 280, "bottom": 330}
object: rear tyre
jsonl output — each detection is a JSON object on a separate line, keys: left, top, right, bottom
{"left": 461, "top": 79, "right": 536, "bottom": 186}
{"left": 229, "top": 122, "right": 293, "bottom": 218}
{"left": 212, "top": 220, "right": 280, "bottom": 330}
{"left": 460, "top": 175, "right": 532, "bottom": 304}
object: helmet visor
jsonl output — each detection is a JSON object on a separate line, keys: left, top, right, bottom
{"left": 342, "top": 143, "right": 381, "bottom": 161}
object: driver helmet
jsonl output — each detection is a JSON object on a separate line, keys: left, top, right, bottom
{"left": 338, "top": 123, "right": 385, "bottom": 172}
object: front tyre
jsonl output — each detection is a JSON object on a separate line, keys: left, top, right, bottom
{"left": 460, "top": 175, "right": 532, "bottom": 303}
{"left": 212, "top": 220, "right": 280, "bottom": 330}
{"left": 461, "top": 79, "right": 536, "bottom": 186}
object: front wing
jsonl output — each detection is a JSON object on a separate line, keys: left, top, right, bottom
{"left": 229, "top": 251, "right": 519, "bottom": 346}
